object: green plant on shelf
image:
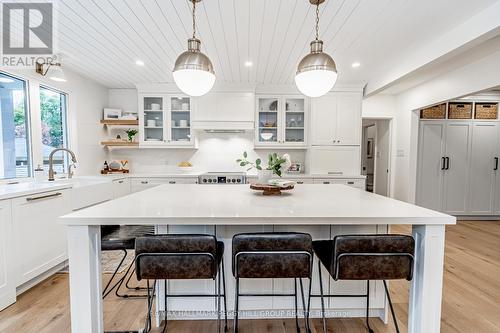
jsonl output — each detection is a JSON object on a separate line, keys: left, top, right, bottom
{"left": 125, "top": 129, "right": 138, "bottom": 142}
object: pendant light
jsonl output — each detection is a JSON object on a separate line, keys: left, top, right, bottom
{"left": 173, "top": 0, "right": 215, "bottom": 97}
{"left": 295, "top": 0, "right": 337, "bottom": 98}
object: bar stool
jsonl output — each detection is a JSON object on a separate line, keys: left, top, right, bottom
{"left": 101, "top": 225, "right": 154, "bottom": 299}
{"left": 311, "top": 234, "right": 415, "bottom": 333}
{"left": 232, "top": 232, "right": 313, "bottom": 333}
{"left": 135, "top": 234, "right": 227, "bottom": 333}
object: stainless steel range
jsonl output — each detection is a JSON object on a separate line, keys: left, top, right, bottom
{"left": 198, "top": 172, "right": 246, "bottom": 184}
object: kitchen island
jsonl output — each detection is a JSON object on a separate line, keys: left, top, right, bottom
{"left": 61, "top": 184, "right": 455, "bottom": 333}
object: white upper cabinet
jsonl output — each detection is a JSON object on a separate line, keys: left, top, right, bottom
{"left": 311, "top": 92, "right": 361, "bottom": 145}
{"left": 255, "top": 95, "right": 308, "bottom": 148}
{"left": 139, "top": 94, "right": 195, "bottom": 147}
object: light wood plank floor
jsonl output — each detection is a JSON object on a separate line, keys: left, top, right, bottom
{"left": 1, "top": 221, "right": 499, "bottom": 333}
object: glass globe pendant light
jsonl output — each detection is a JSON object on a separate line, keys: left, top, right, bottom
{"left": 173, "top": 0, "right": 215, "bottom": 96}
{"left": 295, "top": 0, "right": 338, "bottom": 98}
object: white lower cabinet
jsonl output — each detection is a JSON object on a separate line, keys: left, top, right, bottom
{"left": 130, "top": 177, "right": 198, "bottom": 193}
{"left": 0, "top": 200, "right": 15, "bottom": 310}
{"left": 12, "top": 189, "right": 72, "bottom": 286}
{"left": 313, "top": 178, "right": 366, "bottom": 189}
{"left": 112, "top": 178, "right": 131, "bottom": 198}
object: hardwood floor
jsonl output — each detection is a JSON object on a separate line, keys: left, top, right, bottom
{"left": 1, "top": 221, "right": 499, "bottom": 333}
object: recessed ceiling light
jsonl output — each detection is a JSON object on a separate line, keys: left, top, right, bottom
{"left": 135, "top": 60, "right": 145, "bottom": 66}
{"left": 351, "top": 62, "right": 361, "bottom": 68}
{"left": 244, "top": 61, "right": 253, "bottom": 67}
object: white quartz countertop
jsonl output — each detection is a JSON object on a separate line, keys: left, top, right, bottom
{"left": 61, "top": 184, "right": 455, "bottom": 226}
{"left": 100, "top": 172, "right": 367, "bottom": 180}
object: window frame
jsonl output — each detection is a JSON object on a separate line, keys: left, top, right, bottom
{"left": 0, "top": 71, "right": 33, "bottom": 182}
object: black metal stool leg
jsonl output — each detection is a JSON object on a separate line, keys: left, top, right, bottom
{"left": 217, "top": 273, "right": 221, "bottom": 333}
{"left": 222, "top": 257, "right": 228, "bottom": 331}
{"left": 162, "top": 280, "right": 168, "bottom": 333}
{"left": 144, "top": 279, "right": 156, "bottom": 333}
{"left": 294, "top": 278, "right": 300, "bottom": 332}
{"left": 102, "top": 249, "right": 127, "bottom": 298}
{"left": 383, "top": 280, "right": 401, "bottom": 333}
{"left": 306, "top": 277, "right": 312, "bottom": 333}
{"left": 366, "top": 280, "right": 374, "bottom": 333}
{"left": 318, "top": 260, "right": 327, "bottom": 333}
{"left": 233, "top": 277, "right": 239, "bottom": 333}
{"left": 299, "top": 278, "right": 310, "bottom": 333}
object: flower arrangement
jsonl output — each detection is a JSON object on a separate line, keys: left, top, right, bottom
{"left": 236, "top": 152, "right": 292, "bottom": 177}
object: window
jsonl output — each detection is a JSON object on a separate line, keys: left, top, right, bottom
{"left": 0, "top": 73, "right": 30, "bottom": 179}
{"left": 40, "top": 86, "right": 68, "bottom": 174}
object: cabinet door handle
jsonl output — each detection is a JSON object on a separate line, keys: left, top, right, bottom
{"left": 296, "top": 181, "right": 304, "bottom": 184}
{"left": 495, "top": 157, "right": 498, "bottom": 171}
{"left": 141, "top": 181, "right": 149, "bottom": 184}
{"left": 347, "top": 181, "right": 355, "bottom": 185}
{"left": 327, "top": 171, "right": 343, "bottom": 175}
{"left": 445, "top": 157, "right": 450, "bottom": 170}
{"left": 26, "top": 192, "right": 62, "bottom": 202}
{"left": 168, "top": 180, "right": 176, "bottom": 184}
{"left": 118, "top": 180, "right": 124, "bottom": 184}
{"left": 323, "top": 181, "right": 330, "bottom": 184}
{"left": 441, "top": 157, "right": 446, "bottom": 170}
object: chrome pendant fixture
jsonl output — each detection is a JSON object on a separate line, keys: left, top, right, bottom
{"left": 173, "top": 0, "right": 215, "bottom": 96}
{"left": 295, "top": 0, "right": 337, "bottom": 98}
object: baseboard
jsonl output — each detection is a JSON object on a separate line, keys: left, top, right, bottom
{"left": 16, "top": 260, "right": 68, "bottom": 296}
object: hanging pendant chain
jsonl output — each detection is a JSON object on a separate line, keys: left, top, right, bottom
{"left": 192, "top": 0, "right": 196, "bottom": 39}
{"left": 315, "top": 3, "right": 320, "bottom": 41}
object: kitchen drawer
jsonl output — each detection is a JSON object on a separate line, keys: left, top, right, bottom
{"left": 313, "top": 178, "right": 365, "bottom": 189}
{"left": 130, "top": 177, "right": 198, "bottom": 193}
{"left": 112, "top": 178, "right": 131, "bottom": 198}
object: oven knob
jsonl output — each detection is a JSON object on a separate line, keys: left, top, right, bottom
{"left": 203, "top": 179, "right": 207, "bottom": 183}
{"left": 237, "top": 179, "right": 241, "bottom": 183}
{"left": 232, "top": 179, "right": 236, "bottom": 183}
{"left": 208, "top": 179, "right": 212, "bottom": 183}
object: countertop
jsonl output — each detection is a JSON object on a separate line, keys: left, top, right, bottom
{"left": 61, "top": 184, "right": 455, "bottom": 226}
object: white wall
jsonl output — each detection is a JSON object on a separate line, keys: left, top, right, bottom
{"left": 4, "top": 67, "right": 108, "bottom": 176}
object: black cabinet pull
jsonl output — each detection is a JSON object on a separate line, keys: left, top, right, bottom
{"left": 495, "top": 157, "right": 499, "bottom": 171}
{"left": 441, "top": 157, "right": 446, "bottom": 170}
{"left": 445, "top": 157, "right": 450, "bottom": 170}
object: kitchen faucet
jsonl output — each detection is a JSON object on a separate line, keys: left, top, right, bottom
{"left": 48, "top": 148, "right": 77, "bottom": 181}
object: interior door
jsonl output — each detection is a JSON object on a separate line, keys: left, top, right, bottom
{"left": 469, "top": 122, "right": 497, "bottom": 214}
{"left": 442, "top": 122, "right": 471, "bottom": 215}
{"left": 416, "top": 122, "right": 446, "bottom": 211}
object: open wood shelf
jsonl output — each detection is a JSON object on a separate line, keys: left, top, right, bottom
{"left": 100, "top": 119, "right": 139, "bottom": 126}
{"left": 100, "top": 141, "right": 139, "bottom": 147}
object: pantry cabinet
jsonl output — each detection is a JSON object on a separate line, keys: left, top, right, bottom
{"left": 0, "top": 200, "right": 15, "bottom": 310}
{"left": 255, "top": 95, "right": 308, "bottom": 148}
{"left": 139, "top": 94, "right": 195, "bottom": 147}
{"left": 310, "top": 92, "right": 361, "bottom": 145}
{"left": 416, "top": 120, "right": 500, "bottom": 216}
{"left": 11, "top": 189, "right": 71, "bottom": 285}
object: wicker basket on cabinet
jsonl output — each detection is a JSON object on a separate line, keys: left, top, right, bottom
{"left": 475, "top": 103, "right": 498, "bottom": 119}
{"left": 448, "top": 103, "right": 472, "bottom": 119}
{"left": 420, "top": 104, "right": 446, "bottom": 119}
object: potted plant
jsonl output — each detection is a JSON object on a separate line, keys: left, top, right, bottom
{"left": 237, "top": 152, "right": 292, "bottom": 183}
{"left": 124, "top": 129, "right": 138, "bottom": 142}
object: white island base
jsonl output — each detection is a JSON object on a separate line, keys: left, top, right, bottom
{"left": 62, "top": 185, "right": 453, "bottom": 333}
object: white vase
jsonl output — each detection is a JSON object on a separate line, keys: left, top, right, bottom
{"left": 258, "top": 169, "right": 273, "bottom": 184}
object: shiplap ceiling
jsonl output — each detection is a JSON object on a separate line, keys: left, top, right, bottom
{"left": 7, "top": 0, "right": 498, "bottom": 88}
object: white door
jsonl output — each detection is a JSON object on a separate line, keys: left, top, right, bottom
{"left": 442, "top": 122, "right": 471, "bottom": 215}
{"left": 493, "top": 128, "right": 500, "bottom": 214}
{"left": 0, "top": 200, "right": 15, "bottom": 310}
{"left": 336, "top": 92, "right": 361, "bottom": 145}
{"left": 374, "top": 120, "right": 391, "bottom": 196}
{"left": 469, "top": 122, "right": 497, "bottom": 214}
{"left": 416, "top": 122, "right": 445, "bottom": 211}
{"left": 311, "top": 94, "right": 337, "bottom": 145}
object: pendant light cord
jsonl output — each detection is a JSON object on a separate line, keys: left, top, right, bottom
{"left": 192, "top": 0, "right": 197, "bottom": 39}
{"left": 315, "top": 2, "right": 320, "bottom": 41}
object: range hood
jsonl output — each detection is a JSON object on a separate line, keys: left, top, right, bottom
{"left": 192, "top": 92, "right": 255, "bottom": 132}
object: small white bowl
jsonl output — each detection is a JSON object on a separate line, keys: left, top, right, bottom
{"left": 260, "top": 132, "right": 273, "bottom": 141}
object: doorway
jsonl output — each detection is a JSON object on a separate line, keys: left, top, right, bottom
{"left": 361, "top": 118, "right": 392, "bottom": 196}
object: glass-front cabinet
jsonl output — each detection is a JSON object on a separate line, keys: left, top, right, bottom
{"left": 255, "top": 95, "right": 307, "bottom": 148}
{"left": 139, "top": 94, "right": 194, "bottom": 147}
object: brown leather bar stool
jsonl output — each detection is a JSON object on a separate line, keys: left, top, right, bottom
{"left": 135, "top": 234, "right": 227, "bottom": 333}
{"left": 311, "top": 234, "right": 415, "bottom": 333}
{"left": 232, "top": 232, "right": 313, "bottom": 333}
